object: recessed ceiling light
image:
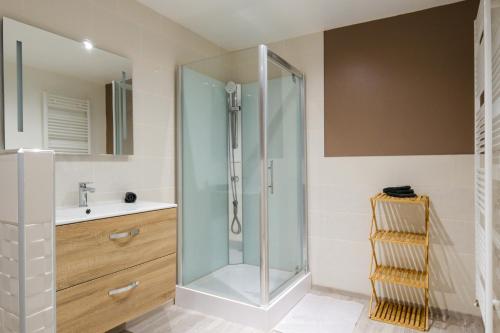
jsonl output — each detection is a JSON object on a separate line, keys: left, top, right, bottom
{"left": 82, "top": 39, "right": 93, "bottom": 50}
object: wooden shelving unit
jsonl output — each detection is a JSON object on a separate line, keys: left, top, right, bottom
{"left": 368, "top": 193, "right": 430, "bottom": 331}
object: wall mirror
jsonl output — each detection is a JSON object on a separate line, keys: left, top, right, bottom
{"left": 2, "top": 17, "right": 133, "bottom": 155}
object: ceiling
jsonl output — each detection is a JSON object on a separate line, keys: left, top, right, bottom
{"left": 138, "top": 0, "right": 463, "bottom": 50}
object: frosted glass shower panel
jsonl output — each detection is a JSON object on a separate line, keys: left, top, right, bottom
{"left": 181, "top": 68, "right": 229, "bottom": 285}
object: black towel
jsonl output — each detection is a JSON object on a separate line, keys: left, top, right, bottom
{"left": 385, "top": 192, "right": 417, "bottom": 198}
{"left": 383, "top": 185, "right": 417, "bottom": 198}
{"left": 383, "top": 188, "right": 415, "bottom": 195}
{"left": 383, "top": 186, "right": 411, "bottom": 192}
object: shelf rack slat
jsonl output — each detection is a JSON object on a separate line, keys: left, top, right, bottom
{"left": 370, "top": 230, "right": 427, "bottom": 246}
{"left": 372, "top": 192, "right": 428, "bottom": 205}
{"left": 370, "top": 300, "right": 427, "bottom": 331}
{"left": 370, "top": 266, "right": 428, "bottom": 289}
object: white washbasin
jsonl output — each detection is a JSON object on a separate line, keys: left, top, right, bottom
{"left": 56, "top": 201, "right": 177, "bottom": 225}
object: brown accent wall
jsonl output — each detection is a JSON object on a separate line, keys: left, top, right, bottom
{"left": 324, "top": 0, "right": 478, "bottom": 156}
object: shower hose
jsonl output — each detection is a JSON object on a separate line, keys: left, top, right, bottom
{"left": 229, "top": 110, "right": 242, "bottom": 235}
{"left": 231, "top": 200, "right": 241, "bottom": 234}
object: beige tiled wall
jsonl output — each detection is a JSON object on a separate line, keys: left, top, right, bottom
{"left": 20, "top": 150, "right": 55, "bottom": 333}
{"left": 23, "top": 150, "right": 55, "bottom": 333}
{"left": 0, "top": 0, "right": 223, "bottom": 207}
{"left": 0, "top": 153, "right": 20, "bottom": 333}
{"left": 0, "top": 149, "right": 55, "bottom": 333}
{"left": 269, "top": 33, "right": 477, "bottom": 315}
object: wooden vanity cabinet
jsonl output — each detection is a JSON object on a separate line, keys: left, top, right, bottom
{"left": 55, "top": 208, "right": 177, "bottom": 333}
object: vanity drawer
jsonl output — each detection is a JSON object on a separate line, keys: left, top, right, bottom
{"left": 56, "top": 208, "right": 176, "bottom": 290}
{"left": 57, "top": 254, "right": 176, "bottom": 333}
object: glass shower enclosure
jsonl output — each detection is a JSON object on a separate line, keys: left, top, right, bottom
{"left": 176, "top": 45, "right": 308, "bottom": 309}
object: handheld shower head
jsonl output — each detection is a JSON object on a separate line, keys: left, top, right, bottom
{"left": 225, "top": 81, "right": 237, "bottom": 94}
{"left": 225, "top": 80, "right": 241, "bottom": 115}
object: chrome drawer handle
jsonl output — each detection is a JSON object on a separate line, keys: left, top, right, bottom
{"left": 109, "top": 228, "right": 140, "bottom": 240}
{"left": 108, "top": 281, "right": 139, "bottom": 296}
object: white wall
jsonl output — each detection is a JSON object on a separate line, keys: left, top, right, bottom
{"left": 268, "top": 33, "right": 477, "bottom": 315}
{"left": 0, "top": 0, "right": 223, "bottom": 207}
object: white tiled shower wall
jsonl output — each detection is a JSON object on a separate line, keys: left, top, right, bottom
{"left": 0, "top": 0, "right": 223, "bottom": 207}
{"left": 269, "top": 33, "right": 477, "bottom": 315}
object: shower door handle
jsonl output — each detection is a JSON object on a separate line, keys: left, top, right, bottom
{"left": 268, "top": 160, "right": 274, "bottom": 194}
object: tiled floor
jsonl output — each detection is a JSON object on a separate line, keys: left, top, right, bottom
{"left": 127, "top": 305, "right": 262, "bottom": 333}
{"left": 127, "top": 287, "right": 484, "bottom": 333}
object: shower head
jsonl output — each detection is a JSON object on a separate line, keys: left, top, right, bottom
{"left": 225, "top": 81, "right": 241, "bottom": 113}
{"left": 225, "top": 81, "right": 237, "bottom": 94}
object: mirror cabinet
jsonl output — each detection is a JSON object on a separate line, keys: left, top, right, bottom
{"left": 1, "top": 17, "right": 133, "bottom": 155}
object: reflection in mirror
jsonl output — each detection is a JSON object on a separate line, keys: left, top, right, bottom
{"left": 107, "top": 76, "right": 133, "bottom": 155}
{"left": 2, "top": 17, "right": 133, "bottom": 155}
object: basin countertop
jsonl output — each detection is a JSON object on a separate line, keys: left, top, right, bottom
{"left": 56, "top": 201, "right": 177, "bottom": 226}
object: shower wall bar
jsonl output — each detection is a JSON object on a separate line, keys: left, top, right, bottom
{"left": 176, "top": 66, "right": 184, "bottom": 286}
{"left": 258, "top": 44, "right": 270, "bottom": 305}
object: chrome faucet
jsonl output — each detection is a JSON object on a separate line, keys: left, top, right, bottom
{"left": 79, "top": 182, "right": 95, "bottom": 207}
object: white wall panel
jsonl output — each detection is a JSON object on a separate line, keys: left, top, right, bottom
{"left": 0, "top": 150, "right": 55, "bottom": 333}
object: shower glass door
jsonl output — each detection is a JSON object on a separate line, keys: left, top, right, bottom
{"left": 265, "top": 49, "right": 306, "bottom": 301}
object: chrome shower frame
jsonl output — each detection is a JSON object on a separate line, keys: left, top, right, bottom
{"left": 176, "top": 44, "right": 308, "bottom": 307}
